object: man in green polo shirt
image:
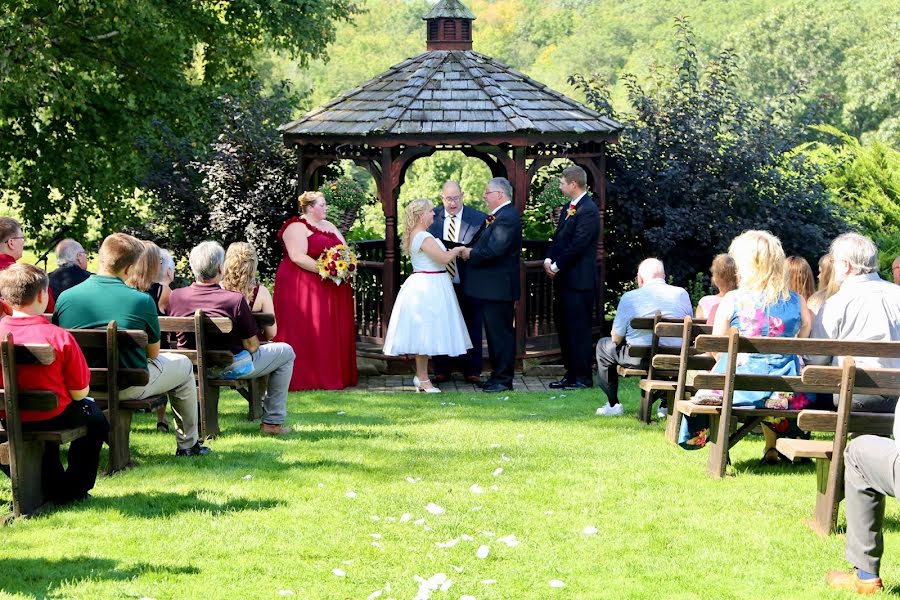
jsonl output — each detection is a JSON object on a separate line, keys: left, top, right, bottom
{"left": 55, "top": 233, "right": 209, "bottom": 457}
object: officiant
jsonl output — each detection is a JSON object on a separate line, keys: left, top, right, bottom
{"left": 427, "top": 180, "right": 487, "bottom": 384}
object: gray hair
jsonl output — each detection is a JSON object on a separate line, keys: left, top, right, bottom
{"left": 159, "top": 249, "right": 175, "bottom": 281}
{"left": 638, "top": 258, "right": 665, "bottom": 280}
{"left": 487, "top": 177, "right": 513, "bottom": 201}
{"left": 189, "top": 241, "right": 225, "bottom": 282}
{"left": 830, "top": 233, "right": 878, "bottom": 275}
{"left": 55, "top": 238, "right": 84, "bottom": 266}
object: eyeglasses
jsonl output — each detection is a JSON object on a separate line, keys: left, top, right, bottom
{"left": 483, "top": 190, "right": 501, "bottom": 198}
{"left": 443, "top": 195, "right": 462, "bottom": 202}
{"left": 7, "top": 236, "right": 24, "bottom": 241}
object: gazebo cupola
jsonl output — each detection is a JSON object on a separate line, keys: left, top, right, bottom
{"left": 425, "top": 0, "right": 475, "bottom": 51}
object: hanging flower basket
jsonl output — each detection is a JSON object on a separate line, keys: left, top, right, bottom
{"left": 320, "top": 177, "right": 371, "bottom": 234}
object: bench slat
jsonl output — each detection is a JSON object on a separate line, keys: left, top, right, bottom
{"left": 802, "top": 366, "right": 900, "bottom": 395}
{"left": 692, "top": 373, "right": 834, "bottom": 394}
{"left": 0, "top": 390, "right": 60, "bottom": 412}
{"left": 68, "top": 329, "right": 149, "bottom": 349}
{"left": 654, "top": 323, "right": 713, "bottom": 338}
{"left": 11, "top": 344, "right": 55, "bottom": 366}
{"left": 695, "top": 335, "right": 900, "bottom": 357}
{"left": 628, "top": 345, "right": 681, "bottom": 358}
{"left": 89, "top": 368, "right": 149, "bottom": 389}
{"left": 652, "top": 354, "right": 716, "bottom": 371}
{"left": 629, "top": 316, "right": 704, "bottom": 330}
{"left": 775, "top": 438, "right": 832, "bottom": 461}
{"left": 22, "top": 426, "right": 88, "bottom": 444}
{"left": 158, "top": 316, "right": 233, "bottom": 334}
{"left": 797, "top": 409, "right": 894, "bottom": 435}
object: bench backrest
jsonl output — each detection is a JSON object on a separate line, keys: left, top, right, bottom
{"left": 695, "top": 335, "right": 900, "bottom": 357}
{"left": 67, "top": 323, "right": 151, "bottom": 390}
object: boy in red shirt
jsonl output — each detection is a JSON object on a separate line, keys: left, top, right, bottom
{"left": 0, "top": 263, "right": 108, "bottom": 504}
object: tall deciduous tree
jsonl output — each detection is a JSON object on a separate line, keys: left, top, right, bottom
{"left": 0, "top": 0, "right": 359, "bottom": 245}
{"left": 571, "top": 18, "right": 846, "bottom": 295}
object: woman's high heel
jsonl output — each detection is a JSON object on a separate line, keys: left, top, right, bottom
{"left": 413, "top": 376, "right": 442, "bottom": 393}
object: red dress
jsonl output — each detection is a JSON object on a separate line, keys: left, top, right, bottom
{"left": 273, "top": 216, "right": 358, "bottom": 390}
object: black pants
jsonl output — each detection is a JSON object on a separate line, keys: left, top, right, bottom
{"left": 555, "top": 287, "right": 594, "bottom": 385}
{"left": 482, "top": 300, "right": 516, "bottom": 387}
{"left": 434, "top": 284, "right": 484, "bottom": 378}
{"left": 2, "top": 399, "right": 109, "bottom": 503}
{"left": 595, "top": 338, "right": 641, "bottom": 406}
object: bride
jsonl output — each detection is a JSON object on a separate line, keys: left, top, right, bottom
{"left": 383, "top": 198, "right": 473, "bottom": 393}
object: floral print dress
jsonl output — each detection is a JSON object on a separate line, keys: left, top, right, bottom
{"left": 679, "top": 288, "right": 809, "bottom": 449}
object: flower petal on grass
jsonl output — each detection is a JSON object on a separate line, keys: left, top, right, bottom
{"left": 583, "top": 525, "right": 598, "bottom": 535}
{"left": 501, "top": 455, "right": 510, "bottom": 462}
{"left": 371, "top": 533, "right": 382, "bottom": 539}
{"left": 492, "top": 468, "right": 503, "bottom": 477}
{"left": 406, "top": 476, "right": 420, "bottom": 484}
{"left": 461, "top": 596, "right": 477, "bottom": 600}
{"left": 278, "top": 591, "right": 294, "bottom": 597}
{"left": 450, "top": 564, "right": 464, "bottom": 573}
{"left": 481, "top": 579, "right": 497, "bottom": 585}
{"left": 426, "top": 503, "right": 445, "bottom": 515}
{"left": 370, "top": 515, "right": 380, "bottom": 521}
{"left": 336, "top": 411, "right": 346, "bottom": 415}
{"left": 332, "top": 568, "right": 346, "bottom": 577}
{"left": 490, "top": 443, "right": 501, "bottom": 448}
{"left": 470, "top": 506, "right": 482, "bottom": 512}
{"left": 497, "top": 534, "right": 520, "bottom": 547}
{"left": 549, "top": 580, "right": 566, "bottom": 588}
{"left": 476, "top": 545, "right": 490, "bottom": 559}
{"left": 470, "top": 484, "right": 484, "bottom": 494}
{"left": 242, "top": 474, "right": 252, "bottom": 480}
{"left": 400, "top": 513, "right": 412, "bottom": 522}
{"left": 414, "top": 518, "right": 426, "bottom": 526}
{"left": 461, "top": 534, "right": 474, "bottom": 541}
{"left": 345, "top": 490, "right": 357, "bottom": 499}
{"left": 368, "top": 591, "right": 383, "bottom": 600}
{"left": 436, "top": 538, "right": 460, "bottom": 548}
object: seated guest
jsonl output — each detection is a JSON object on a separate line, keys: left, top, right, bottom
{"left": 0, "top": 263, "right": 108, "bottom": 504}
{"left": 785, "top": 256, "right": 815, "bottom": 300}
{"left": 695, "top": 253, "right": 737, "bottom": 323}
{"left": 682, "top": 230, "right": 811, "bottom": 459}
{"left": 155, "top": 249, "right": 175, "bottom": 314}
{"left": 595, "top": 258, "right": 693, "bottom": 417}
{"left": 54, "top": 233, "right": 209, "bottom": 457}
{"left": 825, "top": 400, "right": 900, "bottom": 594}
{"left": 168, "top": 241, "right": 296, "bottom": 436}
{"left": 221, "top": 242, "right": 277, "bottom": 341}
{"left": 807, "top": 254, "right": 837, "bottom": 316}
{"left": 806, "top": 233, "right": 900, "bottom": 413}
{"left": 0, "top": 217, "right": 54, "bottom": 313}
{"left": 49, "top": 239, "right": 91, "bottom": 301}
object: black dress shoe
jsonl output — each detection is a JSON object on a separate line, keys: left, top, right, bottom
{"left": 548, "top": 378, "right": 571, "bottom": 389}
{"left": 175, "top": 442, "right": 211, "bottom": 457}
{"left": 482, "top": 383, "right": 513, "bottom": 393}
{"left": 563, "top": 381, "right": 592, "bottom": 390}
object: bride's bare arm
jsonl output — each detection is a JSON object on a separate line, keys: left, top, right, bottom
{"left": 420, "top": 237, "right": 463, "bottom": 265}
{"left": 282, "top": 222, "right": 319, "bottom": 273}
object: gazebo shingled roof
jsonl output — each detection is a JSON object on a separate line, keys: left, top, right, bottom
{"left": 280, "top": 0, "right": 624, "bottom": 366}
{"left": 280, "top": 50, "right": 622, "bottom": 138}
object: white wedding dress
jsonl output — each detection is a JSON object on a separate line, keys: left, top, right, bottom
{"left": 382, "top": 231, "right": 473, "bottom": 357}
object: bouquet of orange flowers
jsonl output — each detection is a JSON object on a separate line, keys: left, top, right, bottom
{"left": 316, "top": 244, "right": 358, "bottom": 287}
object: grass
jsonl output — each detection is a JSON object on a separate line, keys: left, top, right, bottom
{"left": 0, "top": 379, "right": 897, "bottom": 599}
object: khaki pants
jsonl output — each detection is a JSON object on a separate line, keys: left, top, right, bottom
{"left": 121, "top": 353, "right": 198, "bottom": 450}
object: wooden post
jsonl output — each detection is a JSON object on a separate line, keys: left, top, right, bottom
{"left": 512, "top": 146, "right": 528, "bottom": 360}
{"left": 105, "top": 321, "right": 132, "bottom": 474}
{"left": 379, "top": 148, "right": 401, "bottom": 329}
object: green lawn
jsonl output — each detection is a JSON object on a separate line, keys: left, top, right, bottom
{"left": 0, "top": 380, "right": 895, "bottom": 599}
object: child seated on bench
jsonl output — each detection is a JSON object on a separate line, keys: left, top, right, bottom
{"left": 0, "top": 263, "right": 108, "bottom": 504}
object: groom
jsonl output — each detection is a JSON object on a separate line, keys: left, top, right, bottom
{"left": 460, "top": 177, "right": 522, "bottom": 393}
{"left": 428, "top": 180, "right": 487, "bottom": 384}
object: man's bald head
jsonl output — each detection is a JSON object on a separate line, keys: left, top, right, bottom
{"left": 637, "top": 258, "right": 665, "bottom": 287}
{"left": 441, "top": 181, "right": 464, "bottom": 216}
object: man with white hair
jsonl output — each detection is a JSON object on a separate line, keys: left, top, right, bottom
{"left": 807, "top": 232, "right": 900, "bottom": 413}
{"left": 49, "top": 238, "right": 91, "bottom": 300}
{"left": 594, "top": 258, "right": 692, "bottom": 417}
{"left": 167, "top": 241, "right": 296, "bottom": 436}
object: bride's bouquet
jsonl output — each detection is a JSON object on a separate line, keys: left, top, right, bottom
{"left": 316, "top": 243, "right": 358, "bottom": 287}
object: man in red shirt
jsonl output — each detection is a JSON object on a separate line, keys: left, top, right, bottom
{"left": 0, "top": 263, "right": 108, "bottom": 505}
{"left": 0, "top": 217, "right": 54, "bottom": 313}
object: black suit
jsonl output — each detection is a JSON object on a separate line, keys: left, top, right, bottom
{"left": 428, "top": 206, "right": 488, "bottom": 378}
{"left": 545, "top": 193, "right": 600, "bottom": 385}
{"left": 463, "top": 203, "right": 522, "bottom": 388}
{"left": 49, "top": 264, "right": 91, "bottom": 301}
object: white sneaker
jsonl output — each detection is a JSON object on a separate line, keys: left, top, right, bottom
{"left": 657, "top": 405, "right": 668, "bottom": 419}
{"left": 595, "top": 402, "right": 624, "bottom": 417}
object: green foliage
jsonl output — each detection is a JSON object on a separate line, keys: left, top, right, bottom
{"left": 687, "top": 271, "right": 711, "bottom": 307}
{"left": 321, "top": 177, "right": 372, "bottom": 229}
{"left": 571, "top": 18, "right": 846, "bottom": 295}
{"left": 798, "top": 125, "right": 900, "bottom": 276}
{"left": 523, "top": 166, "right": 567, "bottom": 240}
{"left": 0, "top": 0, "right": 360, "bottom": 246}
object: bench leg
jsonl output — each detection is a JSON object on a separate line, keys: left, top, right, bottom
{"left": 706, "top": 414, "right": 731, "bottom": 479}
{"left": 106, "top": 409, "right": 133, "bottom": 475}
{"left": 236, "top": 376, "right": 266, "bottom": 421}
{"left": 665, "top": 401, "right": 683, "bottom": 446}
{"left": 811, "top": 457, "right": 842, "bottom": 536}
{"left": 638, "top": 388, "right": 652, "bottom": 424}
{"left": 202, "top": 386, "right": 221, "bottom": 440}
{"left": 10, "top": 440, "right": 45, "bottom": 518}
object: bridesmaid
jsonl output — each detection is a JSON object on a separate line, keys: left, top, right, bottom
{"left": 273, "top": 191, "right": 358, "bottom": 390}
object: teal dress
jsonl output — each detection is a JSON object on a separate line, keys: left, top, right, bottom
{"left": 679, "top": 289, "right": 809, "bottom": 448}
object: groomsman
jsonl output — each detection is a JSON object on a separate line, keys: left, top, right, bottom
{"left": 460, "top": 177, "right": 522, "bottom": 392}
{"left": 544, "top": 165, "right": 600, "bottom": 390}
{"left": 428, "top": 181, "right": 487, "bottom": 384}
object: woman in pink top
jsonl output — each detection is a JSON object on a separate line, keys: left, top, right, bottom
{"left": 695, "top": 254, "right": 737, "bottom": 323}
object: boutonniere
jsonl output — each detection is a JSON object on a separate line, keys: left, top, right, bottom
{"left": 566, "top": 203, "right": 577, "bottom": 217}
{"left": 485, "top": 215, "right": 495, "bottom": 226}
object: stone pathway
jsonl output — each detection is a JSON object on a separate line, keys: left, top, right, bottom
{"left": 346, "top": 375, "right": 563, "bottom": 393}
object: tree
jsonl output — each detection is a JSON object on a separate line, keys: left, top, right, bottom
{"left": 0, "top": 0, "right": 359, "bottom": 245}
{"left": 570, "top": 18, "right": 846, "bottom": 297}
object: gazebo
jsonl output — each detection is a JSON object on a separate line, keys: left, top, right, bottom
{"left": 280, "top": 0, "right": 623, "bottom": 367}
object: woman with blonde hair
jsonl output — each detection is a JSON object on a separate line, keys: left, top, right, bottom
{"left": 222, "top": 242, "right": 276, "bottom": 341}
{"left": 681, "top": 230, "right": 812, "bottom": 462}
{"left": 695, "top": 253, "right": 737, "bottom": 322}
{"left": 273, "top": 191, "right": 357, "bottom": 390}
{"left": 382, "top": 198, "right": 471, "bottom": 393}
{"left": 807, "top": 253, "right": 838, "bottom": 316}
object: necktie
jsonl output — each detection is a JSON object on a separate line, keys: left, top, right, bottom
{"left": 446, "top": 214, "right": 458, "bottom": 279}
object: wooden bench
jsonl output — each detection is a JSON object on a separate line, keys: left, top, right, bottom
{"left": 68, "top": 322, "right": 151, "bottom": 474}
{"left": 0, "top": 334, "right": 87, "bottom": 519}
{"left": 620, "top": 313, "right": 706, "bottom": 423}
{"left": 160, "top": 311, "right": 275, "bottom": 439}
{"left": 674, "top": 332, "right": 900, "bottom": 478}
{"left": 776, "top": 359, "right": 898, "bottom": 535}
